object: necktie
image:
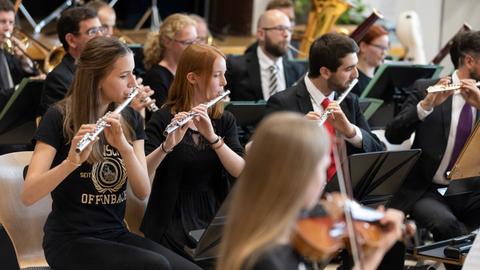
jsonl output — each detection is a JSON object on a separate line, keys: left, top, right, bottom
{"left": 321, "top": 98, "right": 336, "bottom": 181}
{"left": 268, "top": 64, "right": 278, "bottom": 97}
{"left": 446, "top": 102, "right": 473, "bottom": 173}
{"left": 0, "top": 50, "right": 13, "bottom": 90}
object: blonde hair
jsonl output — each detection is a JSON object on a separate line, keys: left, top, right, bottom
{"left": 217, "top": 112, "right": 330, "bottom": 270}
{"left": 60, "top": 36, "right": 134, "bottom": 164}
{"left": 143, "top": 13, "right": 196, "bottom": 70}
{"left": 164, "top": 43, "right": 225, "bottom": 119}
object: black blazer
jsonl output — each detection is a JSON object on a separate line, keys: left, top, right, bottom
{"left": 38, "top": 53, "right": 75, "bottom": 116}
{"left": 226, "top": 49, "right": 304, "bottom": 101}
{"left": 385, "top": 78, "right": 480, "bottom": 212}
{"left": 265, "top": 80, "right": 384, "bottom": 154}
{"left": 0, "top": 52, "right": 39, "bottom": 110}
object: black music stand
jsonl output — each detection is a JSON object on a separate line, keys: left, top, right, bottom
{"left": 324, "top": 149, "right": 422, "bottom": 207}
{"left": 184, "top": 192, "right": 231, "bottom": 262}
{"left": 224, "top": 101, "right": 266, "bottom": 145}
{"left": 360, "top": 63, "right": 441, "bottom": 128}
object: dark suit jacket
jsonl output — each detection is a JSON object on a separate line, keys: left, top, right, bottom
{"left": 38, "top": 53, "right": 75, "bottom": 116}
{"left": 385, "top": 78, "right": 480, "bottom": 213}
{"left": 265, "top": 80, "right": 384, "bottom": 154}
{"left": 226, "top": 49, "right": 305, "bottom": 101}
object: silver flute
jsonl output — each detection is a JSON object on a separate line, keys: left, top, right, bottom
{"left": 426, "top": 82, "right": 480, "bottom": 93}
{"left": 163, "top": 90, "right": 231, "bottom": 136}
{"left": 75, "top": 87, "right": 139, "bottom": 153}
{"left": 318, "top": 78, "right": 358, "bottom": 126}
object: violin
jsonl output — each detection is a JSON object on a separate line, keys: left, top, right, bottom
{"left": 292, "top": 193, "right": 416, "bottom": 263}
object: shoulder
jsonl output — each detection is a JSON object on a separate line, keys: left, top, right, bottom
{"left": 145, "top": 65, "right": 173, "bottom": 79}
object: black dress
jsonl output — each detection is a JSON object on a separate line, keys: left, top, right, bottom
{"left": 141, "top": 106, "right": 243, "bottom": 257}
{"left": 143, "top": 65, "right": 174, "bottom": 107}
{"left": 244, "top": 245, "right": 308, "bottom": 270}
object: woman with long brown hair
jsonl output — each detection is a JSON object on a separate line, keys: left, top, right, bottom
{"left": 21, "top": 36, "right": 200, "bottom": 270}
{"left": 141, "top": 43, "right": 244, "bottom": 261}
{"left": 217, "top": 112, "right": 405, "bottom": 270}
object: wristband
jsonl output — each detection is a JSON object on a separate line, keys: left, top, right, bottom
{"left": 160, "top": 142, "right": 173, "bottom": 154}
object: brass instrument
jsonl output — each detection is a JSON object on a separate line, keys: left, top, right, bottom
{"left": 163, "top": 90, "right": 230, "bottom": 136}
{"left": 318, "top": 78, "right": 358, "bottom": 126}
{"left": 299, "top": 0, "right": 350, "bottom": 58}
{"left": 44, "top": 45, "right": 65, "bottom": 73}
{"left": 426, "top": 82, "right": 480, "bottom": 93}
{"left": 76, "top": 87, "right": 139, "bottom": 153}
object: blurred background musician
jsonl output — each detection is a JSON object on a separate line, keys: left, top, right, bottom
{"left": 351, "top": 24, "right": 389, "bottom": 96}
{"left": 188, "top": 14, "right": 211, "bottom": 45}
{"left": 37, "top": 6, "right": 105, "bottom": 118}
{"left": 0, "top": 0, "right": 39, "bottom": 108}
{"left": 142, "top": 13, "right": 197, "bottom": 111}
{"left": 226, "top": 9, "right": 304, "bottom": 101}
{"left": 85, "top": 0, "right": 116, "bottom": 37}
{"left": 386, "top": 30, "right": 480, "bottom": 270}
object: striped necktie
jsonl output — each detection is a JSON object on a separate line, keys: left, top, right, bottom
{"left": 268, "top": 64, "right": 278, "bottom": 97}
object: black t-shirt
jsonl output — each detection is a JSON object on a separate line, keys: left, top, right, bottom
{"left": 351, "top": 69, "right": 372, "bottom": 97}
{"left": 244, "top": 245, "right": 308, "bottom": 270}
{"left": 143, "top": 65, "right": 174, "bottom": 107}
{"left": 34, "top": 106, "right": 146, "bottom": 238}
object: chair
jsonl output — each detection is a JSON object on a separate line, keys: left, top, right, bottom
{"left": 124, "top": 183, "right": 148, "bottom": 236}
{"left": 0, "top": 151, "right": 52, "bottom": 270}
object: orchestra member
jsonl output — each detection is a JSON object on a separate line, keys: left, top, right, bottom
{"left": 351, "top": 24, "right": 389, "bottom": 96}
{"left": 217, "top": 112, "right": 405, "bottom": 270}
{"left": 386, "top": 30, "right": 480, "bottom": 270}
{"left": 0, "top": 0, "right": 39, "bottom": 108}
{"left": 22, "top": 36, "right": 200, "bottom": 270}
{"left": 141, "top": 43, "right": 244, "bottom": 262}
{"left": 143, "top": 13, "right": 197, "bottom": 110}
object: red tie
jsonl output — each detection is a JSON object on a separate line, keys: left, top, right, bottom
{"left": 321, "top": 98, "right": 336, "bottom": 181}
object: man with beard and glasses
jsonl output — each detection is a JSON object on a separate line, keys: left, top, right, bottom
{"left": 226, "top": 9, "right": 304, "bottom": 101}
{"left": 385, "top": 31, "right": 480, "bottom": 270}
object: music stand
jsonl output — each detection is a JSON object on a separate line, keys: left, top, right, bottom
{"left": 324, "top": 149, "right": 422, "bottom": 207}
{"left": 224, "top": 101, "right": 266, "bottom": 145}
{"left": 360, "top": 63, "right": 441, "bottom": 128}
{"left": 184, "top": 192, "right": 232, "bottom": 262}
{"left": 0, "top": 78, "right": 42, "bottom": 135}
{"left": 358, "top": 97, "right": 383, "bottom": 121}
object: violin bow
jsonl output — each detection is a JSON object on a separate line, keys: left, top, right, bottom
{"left": 331, "top": 122, "right": 365, "bottom": 269}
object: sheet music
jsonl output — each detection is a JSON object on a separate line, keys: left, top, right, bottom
{"left": 463, "top": 233, "right": 480, "bottom": 269}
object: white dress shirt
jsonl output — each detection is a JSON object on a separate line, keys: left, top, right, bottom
{"left": 257, "top": 46, "right": 286, "bottom": 100}
{"left": 416, "top": 71, "right": 476, "bottom": 184}
{"left": 304, "top": 75, "right": 363, "bottom": 148}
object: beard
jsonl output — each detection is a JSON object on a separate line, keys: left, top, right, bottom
{"left": 469, "top": 68, "right": 480, "bottom": 81}
{"left": 327, "top": 76, "right": 352, "bottom": 93}
{"left": 264, "top": 35, "right": 288, "bottom": 58}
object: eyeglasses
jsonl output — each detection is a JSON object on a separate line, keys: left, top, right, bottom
{"left": 172, "top": 38, "right": 197, "bottom": 46}
{"left": 75, "top": 26, "right": 108, "bottom": 37}
{"left": 262, "top": 25, "right": 293, "bottom": 34}
{"left": 368, "top": 43, "right": 389, "bottom": 51}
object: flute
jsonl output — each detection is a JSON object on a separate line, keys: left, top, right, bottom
{"left": 163, "top": 90, "right": 231, "bottom": 136}
{"left": 317, "top": 78, "right": 358, "bottom": 126}
{"left": 75, "top": 87, "right": 139, "bottom": 153}
{"left": 426, "top": 82, "right": 480, "bottom": 93}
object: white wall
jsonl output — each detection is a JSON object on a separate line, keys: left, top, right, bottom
{"left": 252, "top": 0, "right": 480, "bottom": 73}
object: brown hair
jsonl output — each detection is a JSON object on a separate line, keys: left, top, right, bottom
{"left": 217, "top": 112, "right": 330, "bottom": 270}
{"left": 143, "top": 13, "right": 196, "bottom": 70}
{"left": 266, "top": 0, "right": 293, "bottom": 10}
{"left": 164, "top": 43, "right": 225, "bottom": 119}
{"left": 60, "top": 36, "right": 134, "bottom": 164}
